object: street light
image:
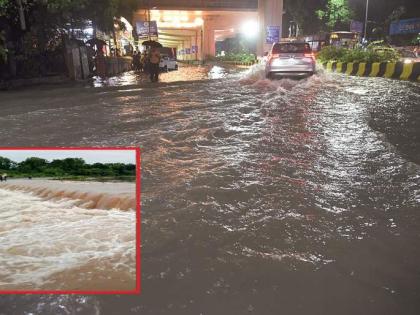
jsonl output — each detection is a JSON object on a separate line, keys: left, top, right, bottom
{"left": 364, "top": 0, "right": 369, "bottom": 40}
{"left": 241, "top": 20, "right": 258, "bottom": 39}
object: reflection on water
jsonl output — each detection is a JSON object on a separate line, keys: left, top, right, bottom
{"left": 0, "top": 65, "right": 419, "bottom": 314}
{"left": 92, "top": 63, "right": 235, "bottom": 87}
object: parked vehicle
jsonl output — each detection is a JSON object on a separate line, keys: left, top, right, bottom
{"left": 159, "top": 55, "right": 178, "bottom": 71}
{"left": 397, "top": 49, "right": 420, "bottom": 63}
{"left": 329, "top": 31, "right": 360, "bottom": 48}
{"left": 265, "top": 41, "right": 316, "bottom": 79}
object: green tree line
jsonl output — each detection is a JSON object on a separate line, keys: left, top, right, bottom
{"left": 0, "top": 156, "right": 136, "bottom": 180}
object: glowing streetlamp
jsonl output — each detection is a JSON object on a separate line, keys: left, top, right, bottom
{"left": 241, "top": 21, "right": 259, "bottom": 39}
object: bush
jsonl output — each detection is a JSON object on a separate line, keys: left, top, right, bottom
{"left": 215, "top": 53, "right": 256, "bottom": 64}
{"left": 317, "top": 46, "right": 347, "bottom": 63}
{"left": 317, "top": 45, "right": 400, "bottom": 63}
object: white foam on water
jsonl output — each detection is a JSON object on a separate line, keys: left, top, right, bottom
{"left": 238, "top": 63, "right": 332, "bottom": 96}
{"left": 0, "top": 188, "right": 136, "bottom": 289}
{"left": 0, "top": 179, "right": 137, "bottom": 211}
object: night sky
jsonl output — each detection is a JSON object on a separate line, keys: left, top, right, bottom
{"left": 349, "top": 0, "right": 420, "bottom": 21}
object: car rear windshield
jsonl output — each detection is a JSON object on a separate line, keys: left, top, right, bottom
{"left": 272, "top": 43, "right": 311, "bottom": 54}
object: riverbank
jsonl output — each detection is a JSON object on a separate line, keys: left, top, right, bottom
{"left": 2, "top": 175, "right": 136, "bottom": 182}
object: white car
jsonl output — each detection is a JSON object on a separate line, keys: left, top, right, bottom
{"left": 265, "top": 42, "right": 316, "bottom": 78}
{"left": 159, "top": 56, "right": 178, "bottom": 71}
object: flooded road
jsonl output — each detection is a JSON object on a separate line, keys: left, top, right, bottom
{"left": 0, "top": 64, "right": 419, "bottom": 314}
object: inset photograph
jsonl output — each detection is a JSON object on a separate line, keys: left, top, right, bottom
{"left": 0, "top": 147, "right": 140, "bottom": 293}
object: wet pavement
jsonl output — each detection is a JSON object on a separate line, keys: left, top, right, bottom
{"left": 0, "top": 64, "right": 419, "bottom": 314}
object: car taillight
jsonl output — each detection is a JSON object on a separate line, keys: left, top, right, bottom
{"left": 269, "top": 54, "right": 279, "bottom": 63}
{"left": 304, "top": 53, "right": 315, "bottom": 61}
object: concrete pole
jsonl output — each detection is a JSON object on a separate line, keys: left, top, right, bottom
{"left": 257, "top": 0, "right": 284, "bottom": 56}
{"left": 364, "top": 0, "right": 369, "bottom": 40}
{"left": 202, "top": 16, "right": 216, "bottom": 59}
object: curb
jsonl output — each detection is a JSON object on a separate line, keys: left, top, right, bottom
{"left": 0, "top": 76, "right": 72, "bottom": 90}
{"left": 322, "top": 61, "right": 420, "bottom": 81}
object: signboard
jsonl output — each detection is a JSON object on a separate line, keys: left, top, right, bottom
{"left": 266, "top": 26, "right": 280, "bottom": 44}
{"left": 185, "top": 48, "right": 191, "bottom": 54}
{"left": 191, "top": 45, "right": 198, "bottom": 53}
{"left": 136, "top": 21, "right": 158, "bottom": 38}
{"left": 350, "top": 20, "right": 364, "bottom": 34}
{"left": 390, "top": 18, "right": 420, "bottom": 35}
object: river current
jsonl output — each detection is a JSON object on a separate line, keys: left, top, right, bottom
{"left": 0, "top": 181, "right": 136, "bottom": 292}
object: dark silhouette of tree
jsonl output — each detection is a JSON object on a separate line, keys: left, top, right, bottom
{"left": 0, "top": 157, "right": 15, "bottom": 170}
{"left": 0, "top": 156, "right": 135, "bottom": 179}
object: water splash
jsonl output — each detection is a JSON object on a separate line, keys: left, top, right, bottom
{"left": 0, "top": 185, "right": 136, "bottom": 290}
{"left": 1, "top": 183, "right": 136, "bottom": 211}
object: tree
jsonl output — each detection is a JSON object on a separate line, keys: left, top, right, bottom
{"left": 316, "top": 0, "right": 353, "bottom": 31}
{"left": 0, "top": 156, "right": 135, "bottom": 178}
{"left": 0, "top": 0, "right": 140, "bottom": 61}
{"left": 0, "top": 157, "right": 15, "bottom": 170}
{"left": 0, "top": 30, "right": 6, "bottom": 61}
{"left": 61, "top": 158, "right": 86, "bottom": 173}
{"left": 18, "top": 157, "right": 48, "bottom": 173}
{"left": 284, "top": 0, "right": 324, "bottom": 35}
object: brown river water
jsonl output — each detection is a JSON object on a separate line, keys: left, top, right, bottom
{"left": 0, "top": 180, "right": 136, "bottom": 291}
{"left": 0, "top": 64, "right": 419, "bottom": 314}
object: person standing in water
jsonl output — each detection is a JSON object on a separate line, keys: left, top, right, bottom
{"left": 149, "top": 47, "right": 161, "bottom": 82}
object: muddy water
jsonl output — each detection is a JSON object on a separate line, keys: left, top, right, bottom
{"left": 0, "top": 185, "right": 136, "bottom": 291}
{"left": 1, "top": 179, "right": 136, "bottom": 210}
{"left": 0, "top": 65, "right": 419, "bottom": 314}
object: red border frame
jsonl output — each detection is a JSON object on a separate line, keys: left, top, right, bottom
{"left": 0, "top": 147, "right": 141, "bottom": 295}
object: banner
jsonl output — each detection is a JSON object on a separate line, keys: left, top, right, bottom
{"left": 350, "top": 20, "right": 364, "bottom": 34}
{"left": 191, "top": 45, "right": 198, "bottom": 53}
{"left": 266, "top": 26, "right": 280, "bottom": 44}
{"left": 136, "top": 21, "right": 158, "bottom": 38}
{"left": 390, "top": 18, "right": 420, "bottom": 35}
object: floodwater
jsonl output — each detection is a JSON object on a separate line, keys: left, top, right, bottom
{"left": 0, "top": 180, "right": 136, "bottom": 291}
{"left": 0, "top": 64, "right": 419, "bottom": 314}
